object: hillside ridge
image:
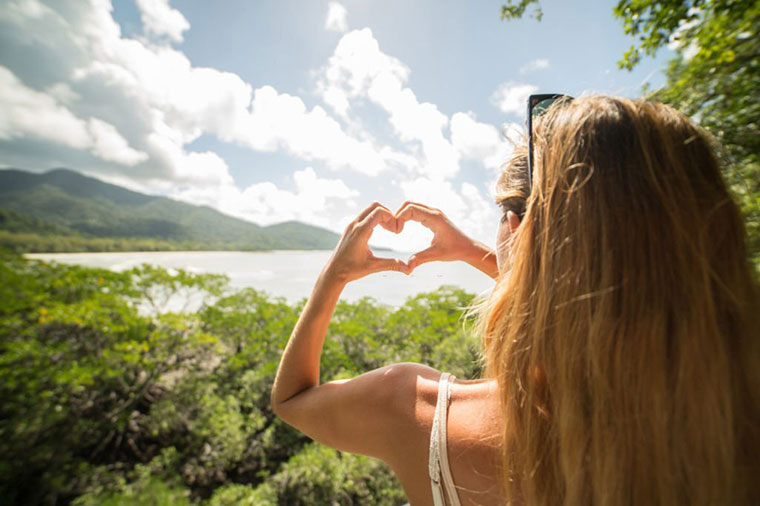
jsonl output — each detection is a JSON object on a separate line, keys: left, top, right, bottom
{"left": 0, "top": 168, "right": 340, "bottom": 252}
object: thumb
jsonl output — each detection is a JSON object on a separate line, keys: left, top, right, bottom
{"left": 407, "top": 246, "right": 439, "bottom": 271}
{"left": 370, "top": 256, "right": 412, "bottom": 275}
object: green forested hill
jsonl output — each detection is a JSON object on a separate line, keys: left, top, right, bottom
{"left": 0, "top": 168, "right": 340, "bottom": 252}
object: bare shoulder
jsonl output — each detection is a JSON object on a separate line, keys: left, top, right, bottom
{"left": 372, "top": 362, "right": 441, "bottom": 504}
{"left": 448, "top": 378, "right": 502, "bottom": 445}
{"left": 447, "top": 378, "right": 504, "bottom": 504}
{"left": 373, "top": 361, "right": 442, "bottom": 443}
{"left": 380, "top": 368, "right": 504, "bottom": 505}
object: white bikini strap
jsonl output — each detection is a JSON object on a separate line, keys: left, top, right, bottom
{"left": 428, "top": 372, "right": 449, "bottom": 506}
{"left": 438, "top": 374, "right": 461, "bottom": 506}
{"left": 428, "top": 373, "right": 461, "bottom": 506}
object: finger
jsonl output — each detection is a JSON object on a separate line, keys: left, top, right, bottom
{"left": 390, "top": 202, "right": 431, "bottom": 233}
{"left": 395, "top": 203, "right": 442, "bottom": 230}
{"left": 395, "top": 200, "right": 437, "bottom": 214}
{"left": 355, "top": 201, "right": 390, "bottom": 224}
{"left": 369, "top": 256, "right": 412, "bottom": 275}
{"left": 358, "top": 206, "right": 396, "bottom": 236}
{"left": 394, "top": 201, "right": 437, "bottom": 233}
{"left": 407, "top": 246, "right": 439, "bottom": 270}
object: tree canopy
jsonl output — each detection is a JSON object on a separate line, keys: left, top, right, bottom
{"left": 0, "top": 253, "right": 480, "bottom": 505}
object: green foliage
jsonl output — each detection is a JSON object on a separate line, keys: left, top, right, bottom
{"left": 612, "top": 0, "right": 756, "bottom": 72}
{"left": 72, "top": 449, "right": 192, "bottom": 506}
{"left": 75, "top": 477, "right": 192, "bottom": 506}
{"left": 0, "top": 230, "right": 261, "bottom": 254}
{"left": 499, "top": 0, "right": 542, "bottom": 21}
{"left": 206, "top": 484, "right": 260, "bottom": 505}
{"left": 248, "top": 443, "right": 407, "bottom": 506}
{"left": 0, "top": 168, "right": 340, "bottom": 253}
{"left": 0, "top": 254, "right": 480, "bottom": 505}
{"left": 0, "top": 256, "right": 227, "bottom": 504}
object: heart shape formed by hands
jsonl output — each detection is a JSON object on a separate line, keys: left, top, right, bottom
{"left": 394, "top": 202, "right": 460, "bottom": 271}
{"left": 369, "top": 201, "right": 468, "bottom": 272}
{"left": 369, "top": 217, "right": 432, "bottom": 261}
{"left": 335, "top": 200, "right": 483, "bottom": 284}
{"left": 340, "top": 200, "right": 500, "bottom": 283}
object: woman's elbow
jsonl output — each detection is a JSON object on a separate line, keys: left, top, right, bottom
{"left": 270, "top": 391, "right": 280, "bottom": 417}
{"left": 270, "top": 381, "right": 286, "bottom": 419}
{"left": 269, "top": 385, "right": 304, "bottom": 425}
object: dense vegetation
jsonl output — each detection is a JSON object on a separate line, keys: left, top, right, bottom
{"left": 0, "top": 169, "right": 340, "bottom": 253}
{"left": 0, "top": 253, "right": 481, "bottom": 505}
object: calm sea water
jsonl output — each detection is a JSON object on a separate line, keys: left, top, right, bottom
{"left": 26, "top": 250, "right": 495, "bottom": 306}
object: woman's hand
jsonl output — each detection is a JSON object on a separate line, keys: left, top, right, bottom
{"left": 395, "top": 201, "right": 499, "bottom": 279}
{"left": 323, "top": 202, "right": 412, "bottom": 285}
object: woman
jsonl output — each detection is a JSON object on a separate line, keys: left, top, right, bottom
{"left": 271, "top": 96, "right": 760, "bottom": 505}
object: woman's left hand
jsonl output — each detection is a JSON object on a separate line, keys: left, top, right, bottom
{"left": 323, "top": 202, "right": 411, "bottom": 285}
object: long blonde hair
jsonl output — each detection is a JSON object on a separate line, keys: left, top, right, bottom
{"left": 483, "top": 96, "right": 760, "bottom": 505}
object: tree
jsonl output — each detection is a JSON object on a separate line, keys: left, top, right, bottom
{"left": 499, "top": 0, "right": 760, "bottom": 270}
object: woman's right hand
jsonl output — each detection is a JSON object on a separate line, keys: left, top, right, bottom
{"left": 395, "top": 201, "right": 499, "bottom": 278}
{"left": 324, "top": 202, "right": 411, "bottom": 285}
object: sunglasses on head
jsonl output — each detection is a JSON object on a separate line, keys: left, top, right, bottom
{"left": 526, "top": 93, "right": 574, "bottom": 190}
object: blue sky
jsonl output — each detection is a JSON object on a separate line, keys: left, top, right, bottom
{"left": 0, "top": 0, "right": 671, "bottom": 250}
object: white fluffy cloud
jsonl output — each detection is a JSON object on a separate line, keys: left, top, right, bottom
{"left": 450, "top": 112, "right": 522, "bottom": 171}
{"left": 235, "top": 86, "right": 387, "bottom": 176}
{"left": 519, "top": 58, "right": 549, "bottom": 74}
{"left": 325, "top": 2, "right": 348, "bottom": 32}
{"left": 0, "top": 0, "right": 393, "bottom": 187}
{"left": 171, "top": 167, "right": 358, "bottom": 228}
{"left": 391, "top": 176, "right": 498, "bottom": 249}
{"left": 319, "top": 28, "right": 520, "bottom": 183}
{"left": 319, "top": 28, "right": 410, "bottom": 118}
{"left": 0, "top": 65, "right": 147, "bottom": 166}
{"left": 88, "top": 117, "right": 149, "bottom": 166}
{"left": 450, "top": 112, "right": 500, "bottom": 158}
{"left": 146, "top": 130, "right": 232, "bottom": 186}
{"left": 319, "top": 28, "right": 460, "bottom": 180}
{"left": 135, "top": 0, "right": 190, "bottom": 42}
{"left": 0, "top": 65, "right": 90, "bottom": 149}
{"left": 0, "top": 0, "right": 509, "bottom": 240}
{"left": 491, "top": 81, "right": 538, "bottom": 116}
{"left": 81, "top": 16, "right": 388, "bottom": 177}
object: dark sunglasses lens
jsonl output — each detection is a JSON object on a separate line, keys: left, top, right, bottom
{"left": 531, "top": 98, "right": 559, "bottom": 117}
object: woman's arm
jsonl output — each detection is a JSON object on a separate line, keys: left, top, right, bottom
{"left": 396, "top": 201, "right": 500, "bottom": 279}
{"left": 271, "top": 202, "right": 422, "bottom": 459}
{"left": 270, "top": 200, "right": 492, "bottom": 461}
{"left": 271, "top": 202, "right": 407, "bottom": 406}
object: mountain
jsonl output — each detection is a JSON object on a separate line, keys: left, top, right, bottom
{"left": 0, "top": 168, "right": 340, "bottom": 252}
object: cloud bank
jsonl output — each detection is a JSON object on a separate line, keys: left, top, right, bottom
{"left": 0, "top": 0, "right": 522, "bottom": 247}
{"left": 325, "top": 2, "right": 348, "bottom": 32}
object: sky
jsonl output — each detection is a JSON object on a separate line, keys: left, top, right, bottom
{"left": 0, "top": 0, "right": 672, "bottom": 251}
